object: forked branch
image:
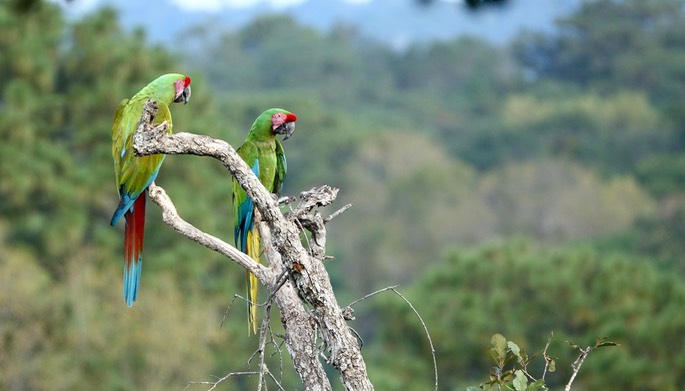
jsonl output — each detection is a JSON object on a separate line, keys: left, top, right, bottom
{"left": 134, "top": 100, "right": 373, "bottom": 391}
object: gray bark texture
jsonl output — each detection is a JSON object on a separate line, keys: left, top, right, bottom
{"left": 133, "top": 100, "right": 374, "bottom": 391}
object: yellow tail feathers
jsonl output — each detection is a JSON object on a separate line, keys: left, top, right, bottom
{"left": 246, "top": 228, "right": 261, "bottom": 335}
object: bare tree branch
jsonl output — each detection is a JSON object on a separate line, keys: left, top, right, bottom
{"left": 134, "top": 100, "right": 373, "bottom": 391}
{"left": 147, "top": 184, "right": 268, "bottom": 281}
{"left": 258, "top": 221, "right": 332, "bottom": 391}
{"left": 325, "top": 203, "right": 352, "bottom": 223}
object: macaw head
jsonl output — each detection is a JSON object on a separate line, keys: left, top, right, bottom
{"left": 144, "top": 73, "right": 192, "bottom": 106}
{"left": 173, "top": 75, "right": 192, "bottom": 105}
{"left": 248, "top": 108, "right": 297, "bottom": 141}
{"left": 271, "top": 110, "right": 297, "bottom": 140}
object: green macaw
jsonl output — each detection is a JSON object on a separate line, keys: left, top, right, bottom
{"left": 110, "top": 73, "right": 192, "bottom": 307}
{"left": 233, "top": 108, "right": 297, "bottom": 334}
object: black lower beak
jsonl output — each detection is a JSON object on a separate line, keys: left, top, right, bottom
{"left": 174, "top": 85, "right": 191, "bottom": 104}
{"left": 276, "top": 121, "right": 295, "bottom": 140}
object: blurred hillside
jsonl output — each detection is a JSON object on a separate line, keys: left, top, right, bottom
{"left": 55, "top": 0, "right": 580, "bottom": 48}
{"left": 1, "top": 0, "right": 685, "bottom": 390}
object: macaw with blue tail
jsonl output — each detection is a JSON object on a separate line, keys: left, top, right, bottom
{"left": 233, "top": 108, "right": 297, "bottom": 333}
{"left": 110, "top": 73, "right": 191, "bottom": 307}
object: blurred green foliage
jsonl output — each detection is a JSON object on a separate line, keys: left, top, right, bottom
{"left": 370, "top": 242, "right": 685, "bottom": 390}
{"left": 1, "top": 0, "right": 685, "bottom": 389}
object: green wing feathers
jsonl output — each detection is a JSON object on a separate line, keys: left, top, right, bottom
{"left": 232, "top": 108, "right": 295, "bottom": 334}
{"left": 274, "top": 139, "right": 287, "bottom": 193}
{"left": 113, "top": 99, "right": 172, "bottom": 198}
{"left": 233, "top": 141, "right": 261, "bottom": 333}
{"left": 111, "top": 73, "right": 191, "bottom": 307}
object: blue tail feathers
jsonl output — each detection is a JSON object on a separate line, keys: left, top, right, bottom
{"left": 123, "top": 257, "right": 142, "bottom": 307}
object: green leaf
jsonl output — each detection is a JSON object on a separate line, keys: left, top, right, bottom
{"left": 508, "top": 340, "right": 527, "bottom": 362}
{"left": 566, "top": 340, "right": 580, "bottom": 350}
{"left": 548, "top": 358, "right": 556, "bottom": 373}
{"left": 595, "top": 337, "right": 620, "bottom": 348}
{"left": 491, "top": 333, "right": 508, "bottom": 360}
{"left": 513, "top": 370, "right": 528, "bottom": 391}
{"left": 526, "top": 379, "right": 546, "bottom": 391}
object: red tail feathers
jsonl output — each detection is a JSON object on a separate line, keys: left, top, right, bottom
{"left": 123, "top": 194, "right": 146, "bottom": 306}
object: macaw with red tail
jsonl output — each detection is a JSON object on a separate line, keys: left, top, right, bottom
{"left": 233, "top": 108, "right": 296, "bottom": 333}
{"left": 110, "top": 73, "right": 191, "bottom": 307}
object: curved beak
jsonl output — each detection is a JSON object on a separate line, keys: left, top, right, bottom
{"left": 275, "top": 121, "right": 295, "bottom": 140}
{"left": 174, "top": 85, "right": 191, "bottom": 105}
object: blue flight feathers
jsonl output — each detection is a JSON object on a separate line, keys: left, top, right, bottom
{"left": 110, "top": 168, "right": 160, "bottom": 226}
{"left": 234, "top": 160, "right": 259, "bottom": 252}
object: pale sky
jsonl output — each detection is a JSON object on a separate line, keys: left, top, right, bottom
{"left": 171, "top": 0, "right": 371, "bottom": 12}
{"left": 170, "top": 0, "right": 304, "bottom": 12}
{"left": 53, "top": 0, "right": 373, "bottom": 15}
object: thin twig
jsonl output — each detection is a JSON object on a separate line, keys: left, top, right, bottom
{"left": 256, "top": 300, "right": 273, "bottom": 391}
{"left": 390, "top": 288, "right": 439, "bottom": 391}
{"left": 519, "top": 356, "right": 538, "bottom": 384}
{"left": 185, "top": 371, "right": 259, "bottom": 391}
{"left": 348, "top": 326, "right": 365, "bottom": 349}
{"left": 346, "top": 285, "right": 399, "bottom": 308}
{"left": 541, "top": 331, "right": 554, "bottom": 382}
{"left": 324, "top": 203, "right": 352, "bottom": 223}
{"left": 220, "top": 294, "right": 243, "bottom": 329}
{"left": 265, "top": 367, "right": 286, "bottom": 391}
{"left": 264, "top": 267, "right": 290, "bottom": 304}
{"left": 293, "top": 217, "right": 314, "bottom": 255}
{"left": 565, "top": 346, "right": 592, "bottom": 391}
{"left": 346, "top": 286, "right": 438, "bottom": 391}
{"left": 267, "top": 325, "right": 285, "bottom": 384}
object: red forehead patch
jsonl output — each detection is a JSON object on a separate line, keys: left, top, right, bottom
{"left": 286, "top": 113, "right": 297, "bottom": 122}
{"left": 184, "top": 76, "right": 191, "bottom": 87}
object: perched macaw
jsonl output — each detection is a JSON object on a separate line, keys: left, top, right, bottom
{"left": 233, "top": 108, "right": 297, "bottom": 333}
{"left": 110, "top": 73, "right": 191, "bottom": 307}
